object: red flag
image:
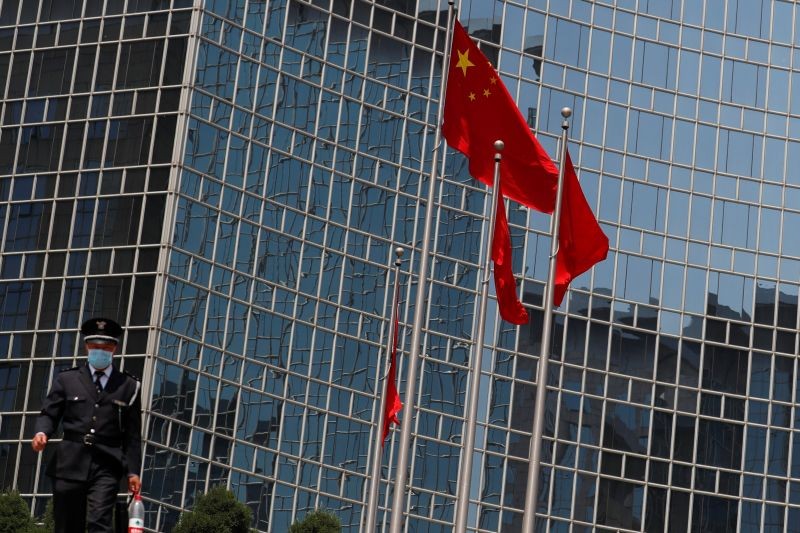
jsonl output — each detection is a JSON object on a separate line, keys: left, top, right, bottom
{"left": 443, "top": 21, "right": 557, "bottom": 212}
{"left": 382, "top": 282, "right": 402, "bottom": 445}
{"left": 443, "top": 21, "right": 608, "bottom": 308}
{"left": 554, "top": 151, "right": 609, "bottom": 305}
{"left": 492, "top": 180, "right": 528, "bottom": 324}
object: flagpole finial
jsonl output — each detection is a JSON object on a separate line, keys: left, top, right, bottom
{"left": 394, "top": 247, "right": 404, "bottom": 266}
{"left": 494, "top": 140, "right": 504, "bottom": 151}
{"left": 561, "top": 108, "right": 572, "bottom": 130}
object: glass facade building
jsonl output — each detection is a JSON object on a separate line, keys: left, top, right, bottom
{"left": 2, "top": 0, "right": 800, "bottom": 532}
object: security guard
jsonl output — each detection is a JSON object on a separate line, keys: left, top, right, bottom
{"left": 32, "top": 317, "right": 142, "bottom": 533}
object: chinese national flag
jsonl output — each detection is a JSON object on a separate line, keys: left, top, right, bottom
{"left": 382, "top": 282, "right": 402, "bottom": 445}
{"left": 442, "top": 21, "right": 608, "bottom": 309}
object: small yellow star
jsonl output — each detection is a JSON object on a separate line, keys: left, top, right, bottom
{"left": 489, "top": 77, "right": 497, "bottom": 85}
{"left": 468, "top": 92, "right": 476, "bottom": 101}
{"left": 455, "top": 49, "right": 475, "bottom": 77}
{"left": 483, "top": 88, "right": 491, "bottom": 97}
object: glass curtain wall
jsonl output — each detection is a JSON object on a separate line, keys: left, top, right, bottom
{"left": 0, "top": 0, "right": 191, "bottom": 520}
{"left": 516, "top": 0, "right": 800, "bottom": 532}
{"left": 3, "top": 0, "right": 800, "bottom": 532}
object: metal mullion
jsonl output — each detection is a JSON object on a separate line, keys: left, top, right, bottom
{"left": 590, "top": 375, "right": 610, "bottom": 528}
{"left": 98, "top": 12, "right": 125, "bottom": 132}
{"left": 789, "top": 355, "right": 799, "bottom": 507}
{"left": 357, "top": 59, "right": 401, "bottom": 523}
{"left": 638, "top": 336, "right": 663, "bottom": 532}
{"left": 290, "top": 334, "right": 316, "bottom": 516}
{"left": 201, "top": 345, "right": 225, "bottom": 491}
{"left": 118, "top": 176, "right": 151, "bottom": 365}
{"left": 497, "top": 439, "right": 512, "bottom": 527}
{"left": 759, "top": 419, "right": 770, "bottom": 528}
{"left": 142, "top": 7, "right": 205, "bottom": 493}
{"left": 309, "top": 152, "right": 355, "bottom": 513}
{"left": 199, "top": 267, "right": 235, "bottom": 491}
{"left": 543, "top": 382, "right": 566, "bottom": 528}
{"left": 15, "top": 175, "right": 70, "bottom": 493}
{"left": 573, "top": 393, "right": 592, "bottom": 523}
{"left": 11, "top": 359, "right": 35, "bottom": 491}
{"left": 48, "top": 186, "right": 80, "bottom": 378}
{"left": 736, "top": 326, "right": 754, "bottom": 532}
{"left": 73, "top": 174, "right": 105, "bottom": 365}
{"left": 512, "top": 6, "right": 535, "bottom": 518}
{"left": 0, "top": 183, "right": 14, "bottom": 258}
{"left": 265, "top": 0, "right": 301, "bottom": 488}
{"left": 7, "top": 43, "right": 36, "bottom": 179}
{"left": 139, "top": 23, "right": 169, "bottom": 171}
{"left": 0, "top": 27, "right": 14, "bottom": 100}
{"left": 288, "top": 21, "right": 331, "bottom": 399}
{"left": 318, "top": 6, "right": 364, "bottom": 514}
{"left": 224, "top": 0, "right": 271, "bottom": 501}
{"left": 395, "top": 12, "right": 455, "bottom": 529}
{"left": 284, "top": 331, "right": 307, "bottom": 509}
{"left": 192, "top": 205, "right": 224, "bottom": 489}
{"left": 499, "top": 353, "right": 518, "bottom": 519}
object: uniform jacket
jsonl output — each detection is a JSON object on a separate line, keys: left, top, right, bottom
{"left": 35, "top": 365, "right": 142, "bottom": 481}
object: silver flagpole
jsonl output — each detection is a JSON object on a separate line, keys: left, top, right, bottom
{"left": 364, "top": 247, "right": 404, "bottom": 532}
{"left": 389, "top": 3, "right": 456, "bottom": 532}
{"left": 522, "top": 107, "right": 572, "bottom": 532}
{"left": 453, "top": 141, "right": 504, "bottom": 533}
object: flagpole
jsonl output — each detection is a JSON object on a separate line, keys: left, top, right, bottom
{"left": 364, "top": 247, "right": 404, "bottom": 532}
{"left": 453, "top": 141, "right": 503, "bottom": 533}
{"left": 389, "top": 3, "right": 456, "bottom": 532}
{"left": 522, "top": 107, "right": 572, "bottom": 533}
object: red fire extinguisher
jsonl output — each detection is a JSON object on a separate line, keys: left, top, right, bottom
{"left": 128, "top": 491, "right": 145, "bottom": 533}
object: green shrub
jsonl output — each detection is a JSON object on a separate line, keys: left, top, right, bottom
{"left": 288, "top": 509, "right": 341, "bottom": 533}
{"left": 173, "top": 486, "right": 251, "bottom": 533}
{"left": 0, "top": 490, "right": 50, "bottom": 533}
{"left": 0, "top": 491, "right": 33, "bottom": 533}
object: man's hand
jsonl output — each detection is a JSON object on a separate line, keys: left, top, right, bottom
{"left": 128, "top": 474, "right": 141, "bottom": 494}
{"left": 31, "top": 433, "right": 47, "bottom": 452}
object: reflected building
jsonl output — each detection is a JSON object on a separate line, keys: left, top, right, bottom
{"left": 2, "top": 1, "right": 800, "bottom": 532}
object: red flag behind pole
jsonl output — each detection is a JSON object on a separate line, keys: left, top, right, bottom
{"left": 382, "top": 282, "right": 402, "bottom": 445}
{"left": 492, "top": 180, "right": 529, "bottom": 324}
{"left": 442, "top": 21, "right": 608, "bottom": 309}
{"left": 554, "top": 150, "right": 610, "bottom": 305}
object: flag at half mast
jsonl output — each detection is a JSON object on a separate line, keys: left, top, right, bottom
{"left": 442, "top": 21, "right": 608, "bottom": 309}
{"left": 382, "top": 279, "right": 402, "bottom": 444}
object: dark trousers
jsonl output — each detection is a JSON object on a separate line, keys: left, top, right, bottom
{"left": 52, "top": 452, "right": 122, "bottom": 533}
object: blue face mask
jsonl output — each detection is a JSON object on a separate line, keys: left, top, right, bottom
{"left": 88, "top": 349, "right": 113, "bottom": 369}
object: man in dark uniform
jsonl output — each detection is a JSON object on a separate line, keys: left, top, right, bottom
{"left": 32, "top": 317, "right": 142, "bottom": 533}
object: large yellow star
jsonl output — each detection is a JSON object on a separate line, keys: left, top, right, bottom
{"left": 455, "top": 49, "right": 475, "bottom": 77}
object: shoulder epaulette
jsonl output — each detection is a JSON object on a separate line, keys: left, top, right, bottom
{"left": 125, "top": 372, "right": 142, "bottom": 406}
{"left": 124, "top": 370, "right": 141, "bottom": 381}
{"left": 61, "top": 366, "right": 81, "bottom": 372}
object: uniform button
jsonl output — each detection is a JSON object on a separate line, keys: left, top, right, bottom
{"left": 92, "top": 416, "right": 97, "bottom": 421}
{"left": 90, "top": 429, "right": 96, "bottom": 434}
{"left": 94, "top": 404, "right": 99, "bottom": 408}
